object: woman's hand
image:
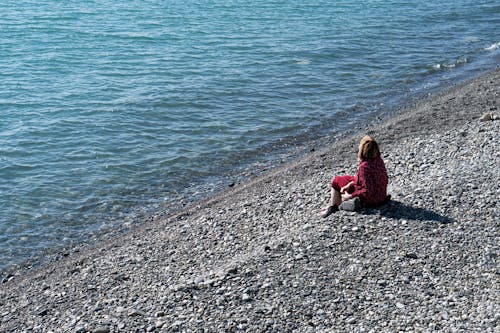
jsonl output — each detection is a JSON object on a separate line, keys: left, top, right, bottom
{"left": 340, "top": 181, "right": 354, "bottom": 194}
{"left": 341, "top": 193, "right": 353, "bottom": 202}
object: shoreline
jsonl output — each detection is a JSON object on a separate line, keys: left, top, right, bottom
{"left": 1, "top": 68, "right": 498, "bottom": 332}
{"left": 0, "top": 60, "right": 496, "bottom": 274}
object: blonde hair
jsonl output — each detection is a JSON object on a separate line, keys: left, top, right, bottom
{"left": 358, "top": 135, "right": 381, "bottom": 160}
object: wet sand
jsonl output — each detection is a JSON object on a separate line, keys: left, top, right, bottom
{"left": 0, "top": 68, "right": 498, "bottom": 332}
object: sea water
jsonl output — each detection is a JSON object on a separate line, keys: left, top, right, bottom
{"left": 1, "top": 0, "right": 499, "bottom": 271}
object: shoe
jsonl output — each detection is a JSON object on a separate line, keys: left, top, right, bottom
{"left": 340, "top": 197, "right": 361, "bottom": 212}
{"left": 320, "top": 205, "right": 339, "bottom": 218}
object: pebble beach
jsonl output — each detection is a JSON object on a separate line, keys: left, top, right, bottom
{"left": 1, "top": 69, "right": 498, "bottom": 332}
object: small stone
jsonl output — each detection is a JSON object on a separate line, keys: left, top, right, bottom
{"left": 199, "top": 278, "right": 217, "bottom": 287}
{"left": 479, "top": 113, "right": 492, "bottom": 121}
{"left": 116, "top": 306, "right": 126, "bottom": 314}
{"left": 226, "top": 267, "right": 238, "bottom": 275}
{"left": 242, "top": 293, "right": 251, "bottom": 301}
{"left": 377, "top": 280, "right": 387, "bottom": 287}
{"left": 405, "top": 253, "right": 418, "bottom": 259}
{"left": 93, "top": 327, "right": 110, "bottom": 333}
{"left": 128, "top": 309, "right": 146, "bottom": 317}
{"left": 396, "top": 302, "right": 405, "bottom": 309}
{"left": 1, "top": 274, "right": 14, "bottom": 283}
{"left": 37, "top": 308, "right": 49, "bottom": 316}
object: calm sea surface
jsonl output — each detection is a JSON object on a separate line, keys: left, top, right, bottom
{"left": 1, "top": 0, "right": 499, "bottom": 271}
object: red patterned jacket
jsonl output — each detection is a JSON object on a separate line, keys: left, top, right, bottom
{"left": 351, "top": 156, "right": 388, "bottom": 206}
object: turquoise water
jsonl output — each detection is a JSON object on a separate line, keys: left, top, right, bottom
{"left": 1, "top": 0, "right": 499, "bottom": 271}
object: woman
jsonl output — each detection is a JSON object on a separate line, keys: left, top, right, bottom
{"left": 320, "top": 135, "right": 389, "bottom": 217}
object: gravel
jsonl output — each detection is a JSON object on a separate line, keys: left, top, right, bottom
{"left": 1, "top": 69, "right": 498, "bottom": 332}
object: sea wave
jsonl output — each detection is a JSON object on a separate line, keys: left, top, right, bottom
{"left": 432, "top": 57, "right": 470, "bottom": 71}
{"left": 485, "top": 42, "right": 500, "bottom": 51}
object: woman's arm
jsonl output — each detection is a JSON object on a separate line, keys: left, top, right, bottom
{"left": 350, "top": 162, "right": 368, "bottom": 199}
{"left": 340, "top": 181, "right": 354, "bottom": 194}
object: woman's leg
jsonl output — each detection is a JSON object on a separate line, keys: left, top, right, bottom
{"left": 319, "top": 175, "right": 355, "bottom": 217}
{"left": 319, "top": 188, "right": 341, "bottom": 217}
{"left": 331, "top": 175, "right": 355, "bottom": 205}
{"left": 329, "top": 187, "right": 342, "bottom": 206}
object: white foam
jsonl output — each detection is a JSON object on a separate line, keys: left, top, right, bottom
{"left": 485, "top": 42, "right": 500, "bottom": 51}
{"left": 464, "top": 36, "right": 480, "bottom": 43}
{"left": 433, "top": 57, "right": 469, "bottom": 71}
{"left": 296, "top": 59, "right": 311, "bottom": 65}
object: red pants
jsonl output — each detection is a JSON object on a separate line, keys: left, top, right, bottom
{"left": 331, "top": 175, "right": 356, "bottom": 193}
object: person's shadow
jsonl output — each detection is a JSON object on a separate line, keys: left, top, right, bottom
{"left": 361, "top": 199, "right": 454, "bottom": 224}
